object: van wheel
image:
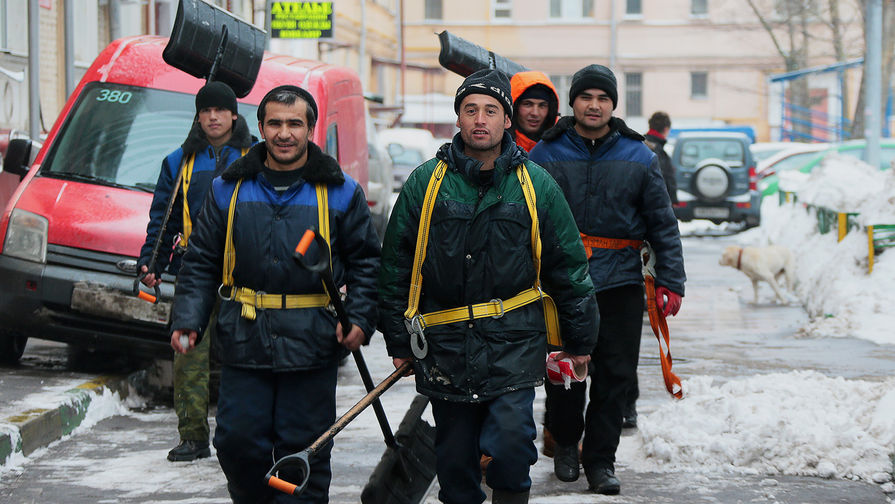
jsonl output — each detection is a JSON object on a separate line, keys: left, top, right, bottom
{"left": 0, "top": 330, "right": 28, "bottom": 365}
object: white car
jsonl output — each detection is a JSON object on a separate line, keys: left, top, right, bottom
{"left": 376, "top": 128, "right": 442, "bottom": 190}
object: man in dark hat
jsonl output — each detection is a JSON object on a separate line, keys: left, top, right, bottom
{"left": 169, "top": 85, "right": 381, "bottom": 502}
{"left": 379, "top": 68, "right": 598, "bottom": 504}
{"left": 530, "top": 64, "right": 686, "bottom": 494}
{"left": 138, "top": 80, "right": 253, "bottom": 463}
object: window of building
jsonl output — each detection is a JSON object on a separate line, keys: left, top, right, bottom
{"left": 549, "top": 74, "right": 572, "bottom": 116}
{"left": 625, "top": 72, "right": 642, "bottom": 117}
{"left": 425, "top": 0, "right": 442, "bottom": 20}
{"left": 691, "top": 0, "right": 708, "bottom": 16}
{"left": 73, "top": 1, "right": 99, "bottom": 66}
{"left": 691, "top": 71, "right": 708, "bottom": 99}
{"left": 1, "top": 0, "right": 28, "bottom": 53}
{"left": 493, "top": 0, "right": 512, "bottom": 19}
{"left": 625, "top": 0, "right": 642, "bottom": 16}
{"left": 549, "top": 0, "right": 594, "bottom": 18}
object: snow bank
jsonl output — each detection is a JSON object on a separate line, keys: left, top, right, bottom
{"left": 750, "top": 156, "right": 895, "bottom": 345}
{"left": 624, "top": 371, "right": 895, "bottom": 483}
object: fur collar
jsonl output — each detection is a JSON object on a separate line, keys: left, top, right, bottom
{"left": 221, "top": 141, "right": 345, "bottom": 185}
{"left": 541, "top": 116, "right": 645, "bottom": 143}
{"left": 181, "top": 115, "right": 254, "bottom": 157}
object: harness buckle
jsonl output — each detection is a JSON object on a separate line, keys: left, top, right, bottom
{"left": 641, "top": 242, "right": 657, "bottom": 279}
{"left": 254, "top": 290, "right": 267, "bottom": 310}
{"left": 404, "top": 315, "right": 428, "bottom": 359}
{"left": 490, "top": 298, "right": 504, "bottom": 319}
{"left": 217, "top": 284, "right": 235, "bottom": 301}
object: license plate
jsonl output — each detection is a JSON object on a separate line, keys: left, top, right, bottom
{"left": 71, "top": 281, "right": 170, "bottom": 325}
{"left": 693, "top": 207, "right": 730, "bottom": 219}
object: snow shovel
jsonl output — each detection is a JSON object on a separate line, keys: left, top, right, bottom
{"left": 265, "top": 229, "right": 436, "bottom": 501}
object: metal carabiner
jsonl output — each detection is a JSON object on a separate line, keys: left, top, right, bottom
{"left": 641, "top": 242, "right": 657, "bottom": 279}
{"left": 405, "top": 315, "right": 429, "bottom": 359}
{"left": 218, "top": 284, "right": 235, "bottom": 301}
{"left": 489, "top": 298, "right": 504, "bottom": 319}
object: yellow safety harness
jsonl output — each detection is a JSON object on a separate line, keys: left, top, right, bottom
{"left": 403, "top": 161, "right": 562, "bottom": 351}
{"left": 219, "top": 181, "right": 332, "bottom": 321}
{"left": 179, "top": 147, "right": 249, "bottom": 250}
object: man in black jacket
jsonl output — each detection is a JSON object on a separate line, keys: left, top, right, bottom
{"left": 169, "top": 85, "right": 380, "bottom": 503}
{"left": 138, "top": 81, "right": 253, "bottom": 462}
{"left": 530, "top": 64, "right": 686, "bottom": 495}
{"left": 644, "top": 111, "right": 678, "bottom": 205}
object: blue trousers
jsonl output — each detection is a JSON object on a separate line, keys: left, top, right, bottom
{"left": 430, "top": 388, "right": 538, "bottom": 504}
{"left": 214, "top": 365, "right": 338, "bottom": 503}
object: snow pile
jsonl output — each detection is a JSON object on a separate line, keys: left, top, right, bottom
{"left": 753, "top": 156, "right": 895, "bottom": 345}
{"left": 625, "top": 371, "right": 895, "bottom": 482}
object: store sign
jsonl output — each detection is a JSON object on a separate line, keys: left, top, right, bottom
{"left": 270, "top": 2, "right": 334, "bottom": 39}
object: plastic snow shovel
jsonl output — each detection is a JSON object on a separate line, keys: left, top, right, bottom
{"left": 265, "top": 228, "right": 436, "bottom": 501}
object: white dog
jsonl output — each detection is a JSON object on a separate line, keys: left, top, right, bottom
{"left": 719, "top": 245, "right": 795, "bottom": 304}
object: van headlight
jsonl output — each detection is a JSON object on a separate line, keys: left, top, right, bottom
{"left": 3, "top": 209, "right": 48, "bottom": 263}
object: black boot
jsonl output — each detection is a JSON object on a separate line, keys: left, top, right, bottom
{"left": 553, "top": 444, "right": 580, "bottom": 482}
{"left": 622, "top": 401, "right": 638, "bottom": 429}
{"left": 491, "top": 489, "right": 529, "bottom": 504}
{"left": 585, "top": 465, "right": 620, "bottom": 495}
{"left": 167, "top": 440, "right": 210, "bottom": 462}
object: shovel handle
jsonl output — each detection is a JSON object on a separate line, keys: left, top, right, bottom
{"left": 265, "top": 451, "right": 311, "bottom": 496}
{"left": 132, "top": 277, "right": 161, "bottom": 304}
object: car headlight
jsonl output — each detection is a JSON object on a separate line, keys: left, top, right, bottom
{"left": 3, "top": 209, "right": 48, "bottom": 263}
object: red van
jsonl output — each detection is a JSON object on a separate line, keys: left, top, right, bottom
{"left": 0, "top": 35, "right": 372, "bottom": 364}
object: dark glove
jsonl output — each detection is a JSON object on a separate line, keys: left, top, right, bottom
{"left": 655, "top": 286, "right": 682, "bottom": 317}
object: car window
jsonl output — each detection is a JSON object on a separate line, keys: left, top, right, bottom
{"left": 388, "top": 144, "right": 424, "bottom": 166}
{"left": 878, "top": 146, "right": 895, "bottom": 170}
{"left": 770, "top": 151, "right": 819, "bottom": 174}
{"left": 678, "top": 139, "right": 745, "bottom": 168}
{"left": 41, "top": 82, "right": 258, "bottom": 191}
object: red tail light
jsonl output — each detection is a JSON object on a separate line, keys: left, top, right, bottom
{"left": 748, "top": 165, "right": 757, "bottom": 191}
{"left": 367, "top": 200, "right": 377, "bottom": 207}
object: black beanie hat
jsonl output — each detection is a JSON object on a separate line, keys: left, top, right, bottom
{"left": 454, "top": 69, "right": 513, "bottom": 119}
{"left": 195, "top": 81, "right": 238, "bottom": 115}
{"left": 568, "top": 64, "right": 618, "bottom": 110}
{"left": 257, "top": 85, "right": 319, "bottom": 125}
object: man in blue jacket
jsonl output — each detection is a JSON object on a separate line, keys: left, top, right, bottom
{"left": 169, "top": 85, "right": 380, "bottom": 503}
{"left": 138, "top": 81, "right": 253, "bottom": 462}
{"left": 529, "top": 64, "right": 686, "bottom": 495}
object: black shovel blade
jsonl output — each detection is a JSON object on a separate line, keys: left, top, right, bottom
{"left": 361, "top": 394, "right": 437, "bottom": 504}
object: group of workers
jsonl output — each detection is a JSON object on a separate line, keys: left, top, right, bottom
{"left": 138, "top": 62, "right": 685, "bottom": 503}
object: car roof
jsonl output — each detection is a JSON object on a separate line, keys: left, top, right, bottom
{"left": 676, "top": 131, "right": 751, "bottom": 140}
{"left": 757, "top": 143, "right": 829, "bottom": 171}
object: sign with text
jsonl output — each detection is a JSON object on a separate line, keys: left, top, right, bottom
{"left": 270, "top": 2, "right": 334, "bottom": 39}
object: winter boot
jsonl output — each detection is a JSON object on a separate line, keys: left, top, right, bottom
{"left": 585, "top": 465, "right": 621, "bottom": 495}
{"left": 167, "top": 439, "right": 210, "bottom": 462}
{"left": 553, "top": 444, "right": 580, "bottom": 482}
{"left": 622, "top": 401, "right": 638, "bottom": 429}
{"left": 491, "top": 489, "right": 530, "bottom": 504}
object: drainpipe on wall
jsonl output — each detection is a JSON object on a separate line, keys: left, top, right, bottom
{"left": 64, "top": 0, "right": 75, "bottom": 99}
{"left": 28, "top": 0, "right": 39, "bottom": 140}
{"left": 609, "top": 0, "right": 617, "bottom": 70}
{"left": 108, "top": 0, "right": 121, "bottom": 41}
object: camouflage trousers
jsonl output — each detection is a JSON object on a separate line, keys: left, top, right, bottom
{"left": 173, "top": 302, "right": 218, "bottom": 442}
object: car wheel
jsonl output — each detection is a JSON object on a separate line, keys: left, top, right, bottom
{"left": 691, "top": 162, "right": 732, "bottom": 202}
{"left": 0, "top": 330, "right": 28, "bottom": 365}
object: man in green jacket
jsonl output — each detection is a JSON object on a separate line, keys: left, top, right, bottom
{"left": 378, "top": 69, "right": 599, "bottom": 504}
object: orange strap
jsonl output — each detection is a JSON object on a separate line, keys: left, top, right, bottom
{"left": 644, "top": 274, "right": 683, "bottom": 399}
{"left": 580, "top": 233, "right": 643, "bottom": 259}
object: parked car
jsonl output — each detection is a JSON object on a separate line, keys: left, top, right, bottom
{"left": 366, "top": 141, "right": 394, "bottom": 240}
{"left": 755, "top": 143, "right": 829, "bottom": 198}
{"left": 750, "top": 141, "right": 803, "bottom": 163}
{"left": 758, "top": 139, "right": 895, "bottom": 198}
{"left": 376, "top": 127, "right": 440, "bottom": 190}
{"left": 0, "top": 35, "right": 375, "bottom": 365}
{"left": 671, "top": 131, "right": 761, "bottom": 227}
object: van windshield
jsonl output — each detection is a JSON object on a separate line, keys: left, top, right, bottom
{"left": 41, "top": 82, "right": 257, "bottom": 192}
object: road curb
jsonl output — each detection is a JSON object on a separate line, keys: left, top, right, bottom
{"left": 0, "top": 374, "right": 130, "bottom": 466}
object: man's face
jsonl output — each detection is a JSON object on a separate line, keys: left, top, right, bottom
{"left": 259, "top": 100, "right": 315, "bottom": 169}
{"left": 198, "top": 106, "right": 237, "bottom": 145}
{"left": 516, "top": 98, "right": 549, "bottom": 136}
{"left": 456, "top": 94, "right": 511, "bottom": 153}
{"left": 572, "top": 88, "right": 613, "bottom": 137}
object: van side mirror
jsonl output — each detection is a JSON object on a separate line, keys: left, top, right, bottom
{"left": 3, "top": 138, "right": 33, "bottom": 179}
